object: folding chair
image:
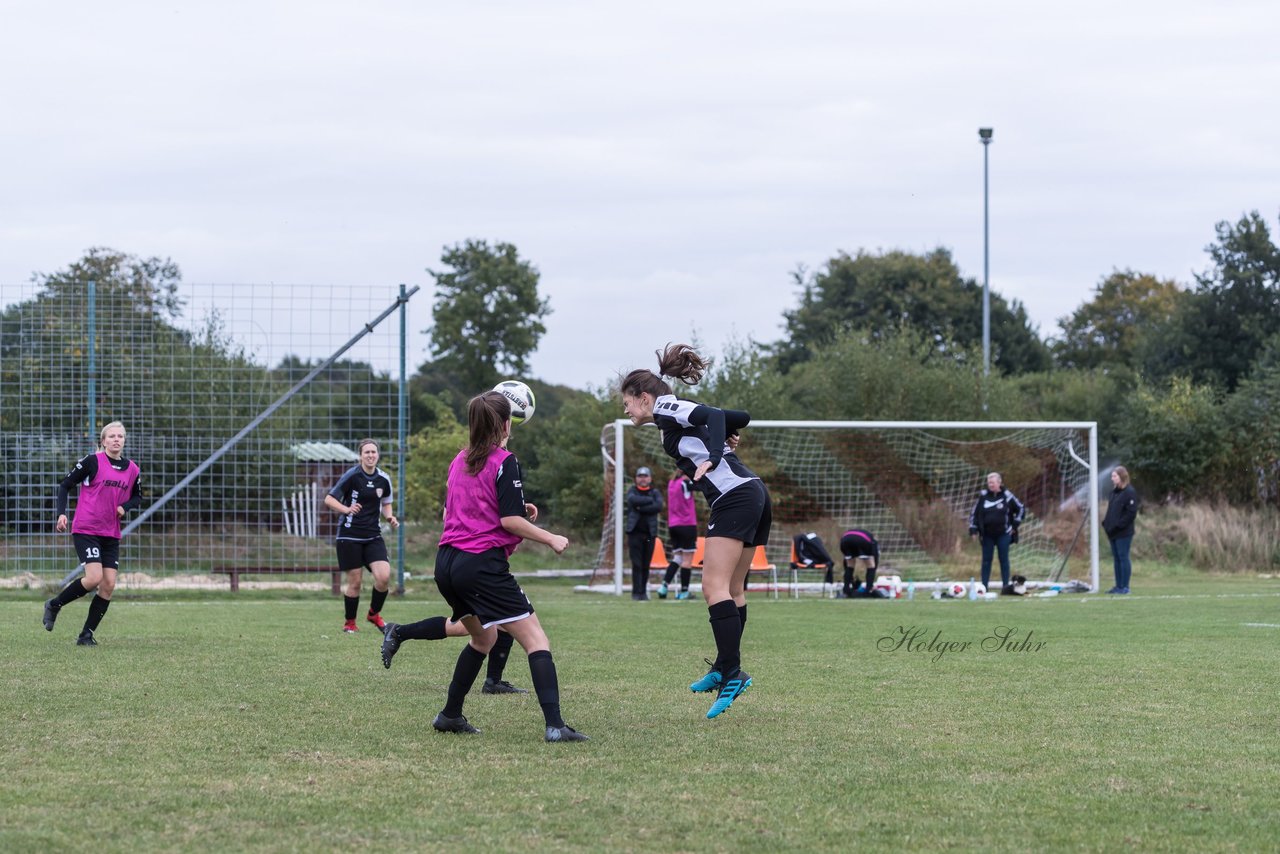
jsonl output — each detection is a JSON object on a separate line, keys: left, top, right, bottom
{"left": 789, "top": 537, "right": 834, "bottom": 599}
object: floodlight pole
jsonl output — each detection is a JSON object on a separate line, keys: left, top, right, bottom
{"left": 979, "top": 127, "right": 993, "bottom": 378}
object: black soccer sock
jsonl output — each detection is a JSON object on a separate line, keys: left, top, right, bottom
{"left": 663, "top": 562, "right": 679, "bottom": 585}
{"left": 679, "top": 566, "right": 691, "bottom": 591}
{"left": 396, "top": 615, "right": 448, "bottom": 641}
{"left": 442, "top": 644, "right": 486, "bottom": 718}
{"left": 707, "top": 599, "right": 741, "bottom": 675}
{"left": 369, "top": 587, "right": 388, "bottom": 615}
{"left": 486, "top": 631, "right": 515, "bottom": 682}
{"left": 53, "top": 579, "right": 90, "bottom": 608}
{"left": 738, "top": 604, "right": 748, "bottom": 639}
{"left": 865, "top": 567, "right": 877, "bottom": 590}
{"left": 528, "top": 649, "right": 564, "bottom": 728}
{"left": 82, "top": 595, "right": 110, "bottom": 634}
{"left": 344, "top": 595, "right": 359, "bottom": 621}
{"left": 843, "top": 568, "right": 856, "bottom": 596}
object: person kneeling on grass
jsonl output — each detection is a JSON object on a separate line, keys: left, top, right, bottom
{"left": 384, "top": 390, "right": 586, "bottom": 743}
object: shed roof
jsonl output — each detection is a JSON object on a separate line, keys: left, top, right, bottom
{"left": 290, "top": 442, "right": 360, "bottom": 462}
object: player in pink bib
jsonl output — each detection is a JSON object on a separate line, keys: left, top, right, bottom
{"left": 45, "top": 421, "right": 142, "bottom": 645}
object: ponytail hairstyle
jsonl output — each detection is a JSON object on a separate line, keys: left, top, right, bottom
{"left": 97, "top": 421, "right": 126, "bottom": 453}
{"left": 1113, "top": 465, "right": 1130, "bottom": 488}
{"left": 357, "top": 438, "right": 379, "bottom": 454}
{"left": 619, "top": 343, "right": 709, "bottom": 400}
{"left": 465, "top": 391, "right": 510, "bottom": 475}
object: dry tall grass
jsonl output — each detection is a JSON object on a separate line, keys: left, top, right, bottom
{"left": 1133, "top": 502, "right": 1280, "bottom": 571}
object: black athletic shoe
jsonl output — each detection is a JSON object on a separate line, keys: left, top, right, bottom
{"left": 545, "top": 725, "right": 589, "bottom": 742}
{"left": 380, "top": 623, "right": 401, "bottom": 669}
{"left": 432, "top": 713, "right": 480, "bottom": 734}
{"left": 43, "top": 599, "right": 60, "bottom": 632}
{"left": 482, "top": 678, "right": 529, "bottom": 695}
{"left": 75, "top": 631, "right": 97, "bottom": 647}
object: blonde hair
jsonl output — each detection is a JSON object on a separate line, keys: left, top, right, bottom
{"left": 1113, "top": 465, "right": 1130, "bottom": 488}
{"left": 97, "top": 421, "right": 126, "bottom": 453}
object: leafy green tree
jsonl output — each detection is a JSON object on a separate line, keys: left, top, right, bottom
{"left": 403, "top": 396, "right": 467, "bottom": 524}
{"left": 518, "top": 389, "right": 618, "bottom": 536}
{"left": 1223, "top": 333, "right": 1280, "bottom": 504}
{"left": 427, "top": 239, "right": 550, "bottom": 392}
{"left": 1051, "top": 270, "right": 1186, "bottom": 370}
{"left": 1113, "top": 377, "right": 1228, "bottom": 500}
{"left": 775, "top": 248, "right": 1050, "bottom": 375}
{"left": 32, "top": 246, "right": 184, "bottom": 319}
{"left": 1142, "top": 211, "right": 1280, "bottom": 390}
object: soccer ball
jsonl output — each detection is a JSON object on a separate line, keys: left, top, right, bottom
{"left": 947, "top": 582, "right": 968, "bottom": 599}
{"left": 493, "top": 379, "right": 536, "bottom": 424}
{"left": 974, "top": 582, "right": 987, "bottom": 596}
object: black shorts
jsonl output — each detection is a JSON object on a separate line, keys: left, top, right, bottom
{"left": 73, "top": 534, "right": 120, "bottom": 569}
{"left": 706, "top": 479, "right": 772, "bottom": 547}
{"left": 667, "top": 525, "right": 697, "bottom": 552}
{"left": 840, "top": 533, "right": 880, "bottom": 563}
{"left": 434, "top": 545, "right": 534, "bottom": 628}
{"left": 335, "top": 537, "right": 389, "bottom": 571}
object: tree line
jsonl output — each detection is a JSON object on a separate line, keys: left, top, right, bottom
{"left": 5, "top": 211, "right": 1279, "bottom": 539}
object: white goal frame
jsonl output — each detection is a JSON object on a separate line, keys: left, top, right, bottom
{"left": 602, "top": 420, "right": 1099, "bottom": 597}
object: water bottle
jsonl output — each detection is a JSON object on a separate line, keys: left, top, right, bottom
{"left": 906, "top": 581, "right": 915, "bottom": 600}
{"left": 968, "top": 577, "right": 978, "bottom": 601}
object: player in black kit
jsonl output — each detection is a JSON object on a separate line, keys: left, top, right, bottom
{"left": 621, "top": 343, "right": 770, "bottom": 720}
{"left": 323, "top": 439, "right": 398, "bottom": 633}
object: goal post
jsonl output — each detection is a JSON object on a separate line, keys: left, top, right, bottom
{"left": 596, "top": 420, "right": 1099, "bottom": 596}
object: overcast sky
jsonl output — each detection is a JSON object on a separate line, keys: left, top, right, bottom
{"left": 3, "top": 1, "right": 1278, "bottom": 389}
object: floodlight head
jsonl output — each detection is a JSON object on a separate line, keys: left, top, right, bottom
{"left": 978, "top": 127, "right": 993, "bottom": 142}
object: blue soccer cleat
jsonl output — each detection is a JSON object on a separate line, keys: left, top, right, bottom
{"left": 689, "top": 658, "right": 722, "bottom": 693}
{"left": 706, "top": 670, "right": 752, "bottom": 719}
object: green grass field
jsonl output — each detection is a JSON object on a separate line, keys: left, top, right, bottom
{"left": 3, "top": 567, "right": 1279, "bottom": 852}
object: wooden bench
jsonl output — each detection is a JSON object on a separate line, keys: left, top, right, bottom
{"left": 211, "top": 566, "right": 343, "bottom": 595}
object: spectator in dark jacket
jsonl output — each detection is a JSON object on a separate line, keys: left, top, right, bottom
{"left": 625, "top": 466, "right": 664, "bottom": 600}
{"left": 1103, "top": 465, "right": 1139, "bottom": 594}
{"left": 968, "top": 472, "right": 1025, "bottom": 594}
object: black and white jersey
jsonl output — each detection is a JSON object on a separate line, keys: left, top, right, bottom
{"left": 652, "top": 394, "right": 756, "bottom": 505}
{"left": 327, "top": 465, "right": 394, "bottom": 541}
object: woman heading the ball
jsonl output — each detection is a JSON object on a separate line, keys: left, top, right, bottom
{"left": 621, "top": 343, "right": 770, "bottom": 719}
{"left": 45, "top": 421, "right": 142, "bottom": 645}
{"left": 415, "top": 390, "right": 586, "bottom": 742}
{"left": 323, "top": 439, "right": 398, "bottom": 634}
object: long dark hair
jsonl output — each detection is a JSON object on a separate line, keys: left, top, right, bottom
{"left": 465, "top": 391, "right": 510, "bottom": 475}
{"left": 620, "top": 343, "right": 709, "bottom": 399}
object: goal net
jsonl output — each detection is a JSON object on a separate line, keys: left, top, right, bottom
{"left": 594, "top": 420, "right": 1099, "bottom": 595}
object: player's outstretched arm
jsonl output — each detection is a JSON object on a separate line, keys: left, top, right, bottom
{"left": 501, "top": 515, "right": 568, "bottom": 554}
